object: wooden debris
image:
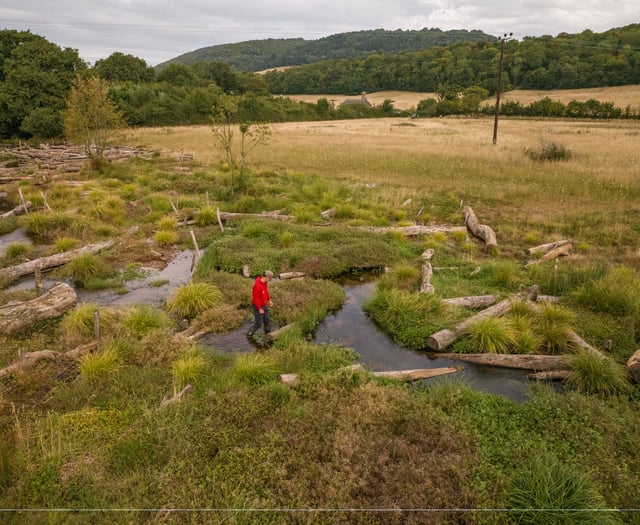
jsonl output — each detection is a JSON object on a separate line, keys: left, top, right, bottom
{"left": 355, "top": 224, "right": 467, "bottom": 236}
{"left": 627, "top": 349, "right": 640, "bottom": 383}
{"left": 435, "top": 353, "right": 569, "bottom": 371}
{"left": 525, "top": 243, "right": 572, "bottom": 266}
{"left": 524, "top": 239, "right": 573, "bottom": 256}
{"left": 463, "top": 206, "right": 497, "bottom": 247}
{"left": 320, "top": 208, "right": 336, "bottom": 219}
{"left": 0, "top": 282, "right": 77, "bottom": 335}
{"left": 371, "top": 367, "right": 457, "bottom": 380}
{"left": 443, "top": 295, "right": 497, "bottom": 308}
{"left": 0, "top": 201, "right": 32, "bottom": 219}
{"left": 268, "top": 324, "right": 295, "bottom": 338}
{"left": 420, "top": 248, "right": 435, "bottom": 294}
{"left": 0, "top": 240, "right": 114, "bottom": 285}
{"left": 0, "top": 350, "right": 59, "bottom": 379}
{"left": 65, "top": 341, "right": 100, "bottom": 359}
{"left": 160, "top": 384, "right": 194, "bottom": 407}
{"left": 427, "top": 297, "right": 519, "bottom": 351}
{"left": 279, "top": 272, "right": 306, "bottom": 280}
{"left": 528, "top": 370, "right": 572, "bottom": 381}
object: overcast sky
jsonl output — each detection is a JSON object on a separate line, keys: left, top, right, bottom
{"left": 2, "top": 0, "right": 638, "bottom": 66}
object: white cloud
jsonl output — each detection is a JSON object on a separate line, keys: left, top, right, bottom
{"left": 1, "top": 0, "right": 638, "bottom": 65}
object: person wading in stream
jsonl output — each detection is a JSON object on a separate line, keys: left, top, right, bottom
{"left": 247, "top": 270, "right": 274, "bottom": 337}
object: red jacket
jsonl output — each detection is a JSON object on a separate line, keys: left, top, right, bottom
{"left": 252, "top": 277, "right": 270, "bottom": 309}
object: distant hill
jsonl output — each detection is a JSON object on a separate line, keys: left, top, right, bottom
{"left": 156, "top": 28, "right": 495, "bottom": 72}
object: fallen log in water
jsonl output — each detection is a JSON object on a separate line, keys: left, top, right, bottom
{"left": 528, "top": 369, "right": 572, "bottom": 381}
{"left": 0, "top": 201, "right": 32, "bottom": 219}
{"left": 426, "top": 297, "right": 519, "bottom": 351}
{"left": 0, "top": 240, "right": 114, "bottom": 285}
{"left": 435, "top": 353, "right": 569, "bottom": 371}
{"left": 0, "top": 282, "right": 77, "bottom": 335}
{"left": 279, "top": 366, "right": 458, "bottom": 385}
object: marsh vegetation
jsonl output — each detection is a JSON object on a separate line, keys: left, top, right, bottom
{"left": 1, "top": 114, "right": 640, "bottom": 523}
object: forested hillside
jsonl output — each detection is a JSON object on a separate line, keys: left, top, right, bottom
{"left": 264, "top": 24, "right": 640, "bottom": 95}
{"left": 156, "top": 28, "right": 495, "bottom": 72}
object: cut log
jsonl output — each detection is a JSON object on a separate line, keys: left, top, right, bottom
{"left": 279, "top": 366, "right": 458, "bottom": 385}
{"left": 371, "top": 367, "right": 457, "bottom": 380}
{"left": 268, "top": 323, "right": 295, "bottom": 338}
{"left": 0, "top": 201, "right": 32, "bottom": 219}
{"left": 463, "top": 206, "right": 497, "bottom": 247}
{"left": 218, "top": 211, "right": 294, "bottom": 222}
{"left": 567, "top": 330, "right": 607, "bottom": 357}
{"left": 0, "top": 350, "right": 59, "bottom": 379}
{"left": 536, "top": 295, "right": 561, "bottom": 303}
{"left": 435, "top": 353, "right": 569, "bottom": 371}
{"left": 627, "top": 349, "right": 640, "bottom": 383}
{"left": 525, "top": 243, "right": 572, "bottom": 267}
{"left": 0, "top": 282, "right": 77, "bottom": 335}
{"left": 443, "top": 295, "right": 497, "bottom": 308}
{"left": 524, "top": 239, "right": 573, "bottom": 256}
{"left": 0, "top": 240, "right": 113, "bottom": 285}
{"left": 426, "top": 297, "right": 519, "bottom": 351}
{"left": 279, "top": 272, "right": 306, "bottom": 280}
{"left": 65, "top": 341, "right": 100, "bottom": 359}
{"left": 355, "top": 225, "right": 467, "bottom": 237}
{"left": 420, "top": 248, "right": 435, "bottom": 294}
{"left": 528, "top": 370, "right": 572, "bottom": 381}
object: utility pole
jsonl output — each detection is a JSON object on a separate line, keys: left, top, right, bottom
{"left": 493, "top": 32, "right": 512, "bottom": 145}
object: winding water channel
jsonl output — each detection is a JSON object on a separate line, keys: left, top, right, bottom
{"left": 3, "top": 237, "right": 536, "bottom": 402}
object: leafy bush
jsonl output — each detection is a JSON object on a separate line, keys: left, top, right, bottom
{"left": 526, "top": 140, "right": 571, "bottom": 162}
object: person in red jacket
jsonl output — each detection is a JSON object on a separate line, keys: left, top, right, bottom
{"left": 247, "top": 270, "right": 274, "bottom": 337}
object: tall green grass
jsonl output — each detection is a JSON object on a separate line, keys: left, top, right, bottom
{"left": 566, "top": 350, "right": 630, "bottom": 396}
{"left": 166, "top": 282, "right": 223, "bottom": 320}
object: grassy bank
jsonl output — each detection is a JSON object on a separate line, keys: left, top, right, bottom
{"left": 1, "top": 115, "right": 639, "bottom": 523}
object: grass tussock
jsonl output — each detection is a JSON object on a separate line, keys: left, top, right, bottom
{"left": 566, "top": 350, "right": 631, "bottom": 396}
{"left": 507, "top": 456, "right": 616, "bottom": 525}
{"left": 166, "top": 282, "right": 223, "bottom": 320}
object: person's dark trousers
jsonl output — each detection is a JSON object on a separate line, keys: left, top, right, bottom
{"left": 249, "top": 304, "right": 271, "bottom": 335}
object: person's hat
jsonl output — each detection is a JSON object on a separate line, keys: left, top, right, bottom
{"left": 265, "top": 270, "right": 274, "bottom": 277}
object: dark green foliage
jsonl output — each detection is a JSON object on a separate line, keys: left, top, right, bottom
{"left": 526, "top": 140, "right": 572, "bottom": 162}
{"left": 157, "top": 28, "right": 495, "bottom": 72}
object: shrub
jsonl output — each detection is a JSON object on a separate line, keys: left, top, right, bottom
{"left": 571, "top": 266, "right": 640, "bottom": 318}
{"left": 166, "top": 282, "right": 223, "bottom": 320}
{"left": 566, "top": 351, "right": 630, "bottom": 396}
{"left": 507, "top": 456, "right": 617, "bottom": 524}
{"left": 526, "top": 140, "right": 572, "bottom": 162}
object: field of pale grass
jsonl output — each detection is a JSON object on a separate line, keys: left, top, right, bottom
{"left": 126, "top": 115, "right": 640, "bottom": 230}
{"left": 279, "top": 85, "right": 640, "bottom": 111}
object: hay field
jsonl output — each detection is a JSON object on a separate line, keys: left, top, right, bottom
{"left": 128, "top": 115, "right": 640, "bottom": 233}
{"left": 281, "top": 85, "right": 640, "bottom": 111}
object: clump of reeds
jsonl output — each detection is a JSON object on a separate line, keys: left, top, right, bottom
{"left": 166, "top": 282, "right": 223, "bottom": 320}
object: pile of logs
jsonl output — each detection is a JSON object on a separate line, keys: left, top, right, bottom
{"left": 0, "top": 144, "right": 158, "bottom": 180}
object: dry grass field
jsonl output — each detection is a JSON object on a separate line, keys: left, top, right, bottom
{"left": 127, "top": 114, "right": 640, "bottom": 261}
{"left": 281, "top": 85, "right": 640, "bottom": 111}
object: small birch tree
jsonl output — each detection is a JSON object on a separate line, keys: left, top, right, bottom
{"left": 64, "top": 75, "right": 124, "bottom": 167}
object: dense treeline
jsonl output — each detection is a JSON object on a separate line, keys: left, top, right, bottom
{"left": 1, "top": 25, "right": 640, "bottom": 140}
{"left": 157, "top": 28, "right": 495, "bottom": 72}
{"left": 264, "top": 24, "right": 640, "bottom": 95}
